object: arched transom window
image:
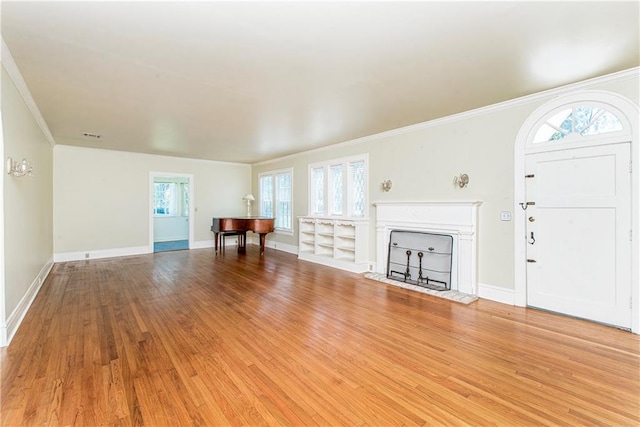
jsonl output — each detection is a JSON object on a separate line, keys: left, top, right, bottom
{"left": 533, "top": 105, "right": 623, "bottom": 143}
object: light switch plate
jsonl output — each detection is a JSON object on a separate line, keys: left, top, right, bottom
{"left": 500, "top": 211, "right": 512, "bottom": 221}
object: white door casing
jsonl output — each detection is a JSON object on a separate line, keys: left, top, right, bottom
{"left": 148, "top": 172, "right": 195, "bottom": 252}
{"left": 514, "top": 90, "right": 639, "bottom": 333}
{"left": 525, "top": 143, "right": 631, "bottom": 327}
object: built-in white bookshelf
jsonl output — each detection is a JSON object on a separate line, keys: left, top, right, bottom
{"left": 298, "top": 217, "right": 370, "bottom": 273}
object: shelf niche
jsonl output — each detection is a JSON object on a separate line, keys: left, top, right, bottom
{"left": 298, "top": 217, "right": 369, "bottom": 273}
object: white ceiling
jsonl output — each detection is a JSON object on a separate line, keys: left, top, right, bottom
{"left": 2, "top": 1, "right": 638, "bottom": 164}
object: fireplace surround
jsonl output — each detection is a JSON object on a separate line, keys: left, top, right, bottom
{"left": 374, "top": 201, "right": 481, "bottom": 295}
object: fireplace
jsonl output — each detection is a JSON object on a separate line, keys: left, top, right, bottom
{"left": 374, "top": 201, "right": 481, "bottom": 295}
{"left": 387, "top": 230, "right": 453, "bottom": 291}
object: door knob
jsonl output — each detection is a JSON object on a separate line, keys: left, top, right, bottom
{"left": 528, "top": 216, "right": 535, "bottom": 222}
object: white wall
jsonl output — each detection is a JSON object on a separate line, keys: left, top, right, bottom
{"left": 252, "top": 70, "right": 640, "bottom": 295}
{"left": 1, "top": 63, "right": 54, "bottom": 345}
{"left": 54, "top": 145, "right": 250, "bottom": 260}
{"left": 154, "top": 216, "right": 189, "bottom": 242}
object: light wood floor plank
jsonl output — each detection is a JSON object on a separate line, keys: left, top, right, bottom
{"left": 2, "top": 247, "right": 639, "bottom": 426}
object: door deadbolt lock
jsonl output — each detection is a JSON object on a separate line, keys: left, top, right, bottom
{"left": 528, "top": 216, "right": 535, "bottom": 222}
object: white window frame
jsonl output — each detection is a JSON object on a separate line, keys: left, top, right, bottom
{"left": 308, "top": 153, "right": 369, "bottom": 219}
{"left": 259, "top": 168, "right": 294, "bottom": 235}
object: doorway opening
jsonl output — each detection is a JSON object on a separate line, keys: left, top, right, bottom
{"left": 149, "top": 172, "right": 194, "bottom": 253}
{"left": 514, "top": 90, "right": 639, "bottom": 332}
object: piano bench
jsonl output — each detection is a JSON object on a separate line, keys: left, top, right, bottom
{"left": 220, "top": 231, "right": 241, "bottom": 251}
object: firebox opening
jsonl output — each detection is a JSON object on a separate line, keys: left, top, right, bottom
{"left": 386, "top": 230, "right": 453, "bottom": 291}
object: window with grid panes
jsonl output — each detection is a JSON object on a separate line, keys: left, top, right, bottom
{"left": 311, "top": 167, "right": 324, "bottom": 215}
{"left": 329, "top": 164, "right": 343, "bottom": 215}
{"left": 308, "top": 154, "right": 368, "bottom": 218}
{"left": 349, "top": 161, "right": 366, "bottom": 217}
{"left": 259, "top": 168, "right": 293, "bottom": 233}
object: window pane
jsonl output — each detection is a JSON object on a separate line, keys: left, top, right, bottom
{"left": 276, "top": 173, "right": 292, "bottom": 230}
{"left": 154, "top": 183, "right": 175, "bottom": 215}
{"left": 549, "top": 130, "right": 567, "bottom": 141}
{"left": 330, "top": 165, "right": 343, "bottom": 215}
{"left": 534, "top": 106, "right": 623, "bottom": 142}
{"left": 582, "top": 110, "right": 623, "bottom": 136}
{"left": 573, "top": 106, "right": 599, "bottom": 134}
{"left": 533, "top": 123, "right": 561, "bottom": 143}
{"left": 260, "top": 176, "right": 273, "bottom": 217}
{"left": 312, "top": 167, "right": 324, "bottom": 215}
{"left": 350, "top": 161, "right": 366, "bottom": 217}
{"left": 534, "top": 108, "right": 572, "bottom": 142}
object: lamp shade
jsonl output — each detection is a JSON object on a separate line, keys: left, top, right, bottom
{"left": 243, "top": 193, "right": 255, "bottom": 201}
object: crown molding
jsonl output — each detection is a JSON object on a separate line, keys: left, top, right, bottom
{"left": 253, "top": 67, "right": 639, "bottom": 166}
{"left": 54, "top": 143, "right": 251, "bottom": 167}
{"left": 1, "top": 37, "right": 56, "bottom": 148}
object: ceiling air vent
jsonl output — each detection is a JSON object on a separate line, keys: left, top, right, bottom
{"left": 82, "top": 132, "right": 102, "bottom": 140}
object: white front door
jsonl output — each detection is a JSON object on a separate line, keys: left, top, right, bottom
{"left": 525, "top": 142, "right": 632, "bottom": 328}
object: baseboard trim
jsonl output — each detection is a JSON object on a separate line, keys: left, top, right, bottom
{"left": 477, "top": 282, "right": 515, "bottom": 305}
{"left": 1, "top": 257, "right": 54, "bottom": 347}
{"left": 54, "top": 246, "right": 150, "bottom": 262}
{"left": 298, "top": 253, "right": 370, "bottom": 274}
{"left": 263, "top": 239, "right": 298, "bottom": 255}
{"left": 190, "top": 240, "right": 216, "bottom": 249}
{"left": 54, "top": 241, "right": 223, "bottom": 260}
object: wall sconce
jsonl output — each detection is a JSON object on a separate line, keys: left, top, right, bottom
{"left": 242, "top": 193, "right": 255, "bottom": 216}
{"left": 453, "top": 173, "right": 469, "bottom": 188}
{"left": 6, "top": 157, "right": 33, "bottom": 177}
{"left": 381, "top": 180, "right": 392, "bottom": 192}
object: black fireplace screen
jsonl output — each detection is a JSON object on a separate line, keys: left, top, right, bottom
{"left": 386, "top": 230, "right": 453, "bottom": 291}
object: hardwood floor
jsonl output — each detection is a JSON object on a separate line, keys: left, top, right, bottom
{"left": 2, "top": 247, "right": 639, "bottom": 426}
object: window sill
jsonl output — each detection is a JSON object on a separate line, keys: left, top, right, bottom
{"left": 274, "top": 228, "right": 294, "bottom": 237}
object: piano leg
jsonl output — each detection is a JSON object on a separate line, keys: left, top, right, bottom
{"left": 258, "top": 233, "right": 268, "bottom": 255}
{"left": 214, "top": 233, "right": 219, "bottom": 254}
{"left": 237, "top": 232, "right": 247, "bottom": 253}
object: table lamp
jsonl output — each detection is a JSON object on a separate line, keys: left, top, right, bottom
{"left": 243, "top": 193, "right": 255, "bottom": 216}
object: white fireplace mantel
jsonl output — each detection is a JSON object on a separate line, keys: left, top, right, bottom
{"left": 374, "top": 201, "right": 481, "bottom": 295}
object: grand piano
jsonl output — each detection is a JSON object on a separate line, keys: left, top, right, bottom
{"left": 211, "top": 217, "right": 275, "bottom": 255}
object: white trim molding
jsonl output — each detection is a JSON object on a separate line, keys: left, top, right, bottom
{"left": 514, "top": 89, "right": 640, "bottom": 334}
{"left": 0, "top": 98, "right": 5, "bottom": 346}
{"left": 478, "top": 283, "right": 515, "bottom": 306}
{"left": 374, "top": 201, "right": 481, "bottom": 295}
{"left": 1, "top": 37, "right": 56, "bottom": 147}
{"left": 54, "top": 246, "right": 150, "bottom": 263}
{"left": 190, "top": 239, "right": 216, "bottom": 250}
{"left": 0, "top": 257, "right": 54, "bottom": 347}
{"left": 149, "top": 172, "right": 195, "bottom": 252}
{"left": 262, "top": 238, "right": 298, "bottom": 255}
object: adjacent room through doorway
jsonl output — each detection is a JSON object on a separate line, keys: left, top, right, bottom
{"left": 151, "top": 174, "right": 192, "bottom": 253}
